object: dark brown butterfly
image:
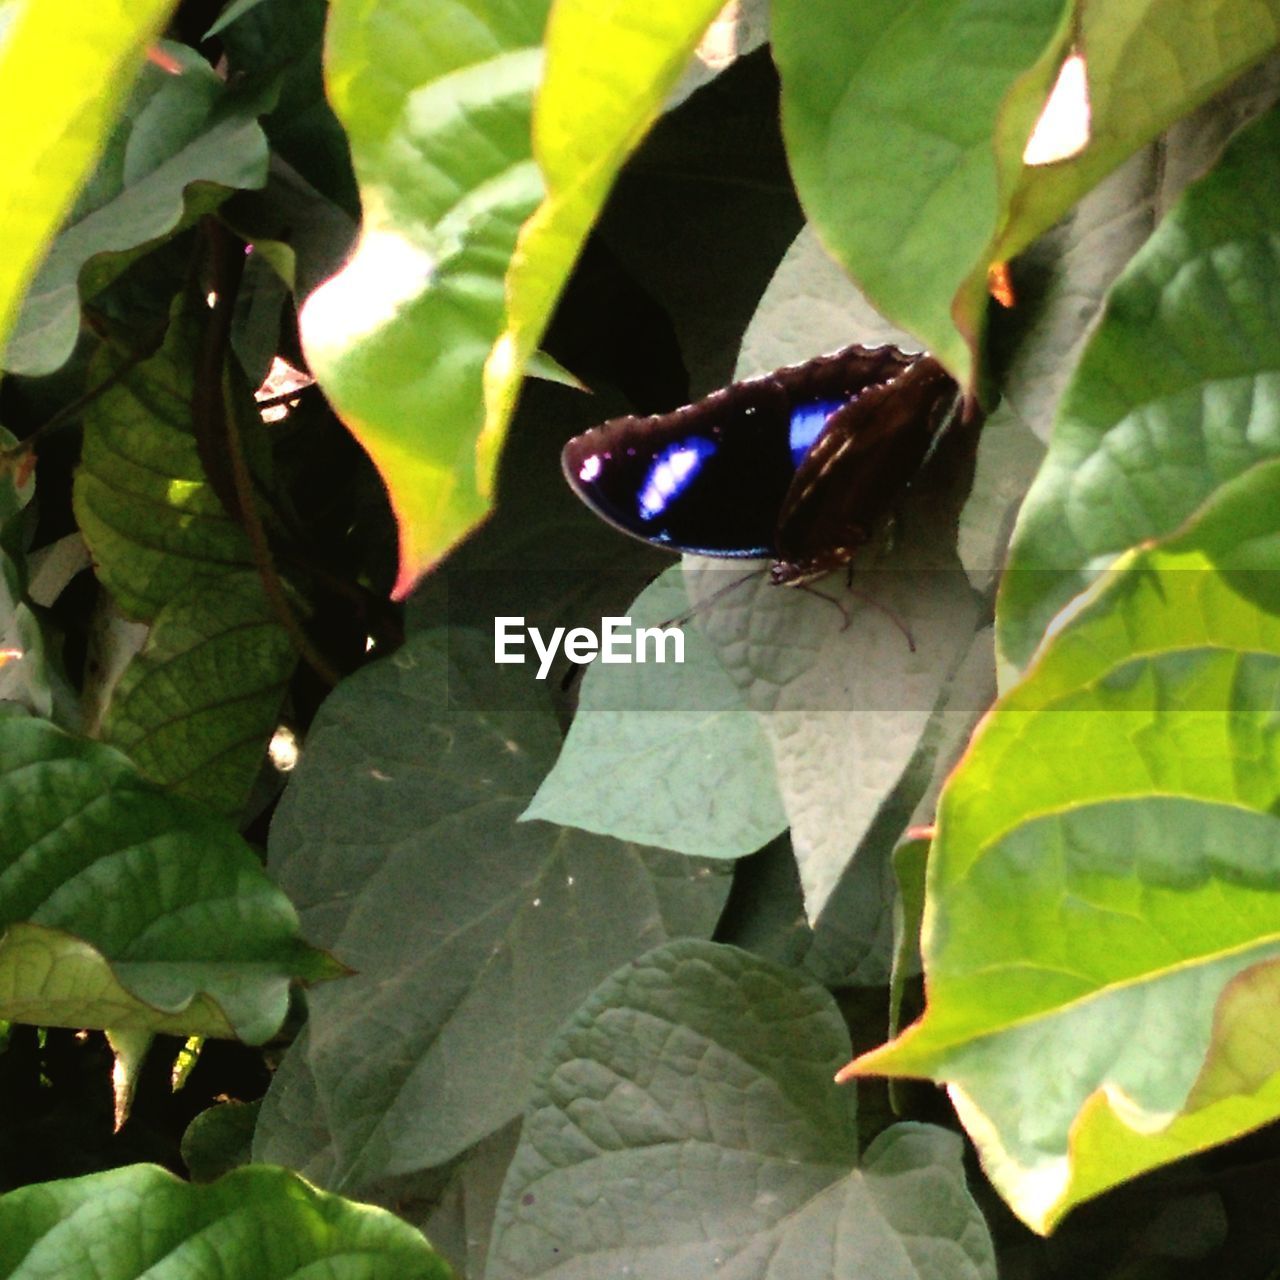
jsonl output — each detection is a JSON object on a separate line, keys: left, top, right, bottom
{"left": 561, "top": 343, "right": 960, "bottom": 585}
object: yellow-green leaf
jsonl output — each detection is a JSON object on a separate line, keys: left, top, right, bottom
{"left": 0, "top": 0, "right": 176, "bottom": 356}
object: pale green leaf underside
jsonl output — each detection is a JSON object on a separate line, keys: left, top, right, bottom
{"left": 523, "top": 567, "right": 787, "bottom": 859}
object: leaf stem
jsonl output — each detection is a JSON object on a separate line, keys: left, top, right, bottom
{"left": 197, "top": 217, "right": 340, "bottom": 687}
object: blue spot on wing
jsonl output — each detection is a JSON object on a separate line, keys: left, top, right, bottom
{"left": 637, "top": 437, "right": 718, "bottom": 520}
{"left": 788, "top": 399, "right": 844, "bottom": 468}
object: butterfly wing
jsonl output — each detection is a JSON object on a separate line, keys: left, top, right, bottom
{"left": 561, "top": 344, "right": 921, "bottom": 559}
{"left": 562, "top": 379, "right": 793, "bottom": 556}
{"left": 771, "top": 355, "right": 959, "bottom": 584}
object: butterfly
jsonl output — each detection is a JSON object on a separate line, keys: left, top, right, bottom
{"left": 561, "top": 343, "right": 961, "bottom": 586}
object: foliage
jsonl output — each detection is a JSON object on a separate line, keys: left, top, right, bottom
{"left": 0, "top": 0, "right": 1279, "bottom": 1277}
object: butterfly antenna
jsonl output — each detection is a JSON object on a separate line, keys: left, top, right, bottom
{"left": 659, "top": 567, "right": 761, "bottom": 628}
{"left": 795, "top": 580, "right": 852, "bottom": 628}
{"left": 847, "top": 587, "right": 916, "bottom": 652}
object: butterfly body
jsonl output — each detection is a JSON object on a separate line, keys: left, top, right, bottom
{"left": 562, "top": 344, "right": 959, "bottom": 585}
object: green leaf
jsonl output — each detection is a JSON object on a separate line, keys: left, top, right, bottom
{"left": 772, "top": 2, "right": 1279, "bottom": 389}
{"left": 297, "top": 0, "right": 549, "bottom": 597}
{"left": 680, "top": 502, "right": 979, "bottom": 931}
{"left": 75, "top": 305, "right": 254, "bottom": 619}
{"left": 523, "top": 567, "right": 787, "bottom": 859}
{"left": 218, "top": 0, "right": 357, "bottom": 214}
{"left": 74, "top": 302, "right": 295, "bottom": 811}
{"left": 970, "top": 2, "right": 1280, "bottom": 372}
{"left": 181, "top": 1099, "right": 261, "bottom": 1182}
{"left": 3, "top": 42, "right": 271, "bottom": 376}
{"left": 0, "top": 1163, "right": 451, "bottom": 1278}
{"left": 104, "top": 1026, "right": 153, "bottom": 1130}
{"left": 205, "top": 0, "right": 270, "bottom": 38}
{"left": 0, "top": 716, "right": 337, "bottom": 1042}
{"left": 482, "top": 0, "right": 728, "bottom": 520}
{"left": 888, "top": 833, "right": 929, "bottom": 1046}
{"left": 771, "top": 0, "right": 1063, "bottom": 385}
{"left": 854, "top": 458, "right": 1280, "bottom": 1232}
{"left": 103, "top": 571, "right": 294, "bottom": 818}
{"left": 253, "top": 629, "right": 731, "bottom": 1193}
{"left": 0, "top": 0, "right": 176, "bottom": 363}
{"left": 488, "top": 940, "right": 995, "bottom": 1279}
{"left": 1000, "top": 101, "right": 1280, "bottom": 669}
{"left": 302, "top": 0, "right": 730, "bottom": 596}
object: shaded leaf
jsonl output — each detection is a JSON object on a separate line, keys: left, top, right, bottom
{"left": 219, "top": 0, "right": 357, "bottom": 214}
{"left": 181, "top": 1099, "right": 261, "bottom": 1182}
{"left": 689, "top": 555, "right": 982, "bottom": 936}
{"left": 488, "top": 940, "right": 995, "bottom": 1280}
{"left": 223, "top": 156, "right": 358, "bottom": 303}
{"left": 420, "top": 1123, "right": 523, "bottom": 1280}
{"left": 206, "top": 0, "right": 270, "bottom": 38}
{"left": 737, "top": 224, "right": 922, "bottom": 373}
{"left": 254, "top": 628, "right": 730, "bottom": 1192}
{"left": 676, "top": 240, "right": 984, "bottom": 921}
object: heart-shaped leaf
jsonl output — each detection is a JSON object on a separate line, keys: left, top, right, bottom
{"left": 488, "top": 940, "right": 995, "bottom": 1279}
{"left": 254, "top": 628, "right": 730, "bottom": 1192}
{"left": 523, "top": 567, "right": 787, "bottom": 859}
